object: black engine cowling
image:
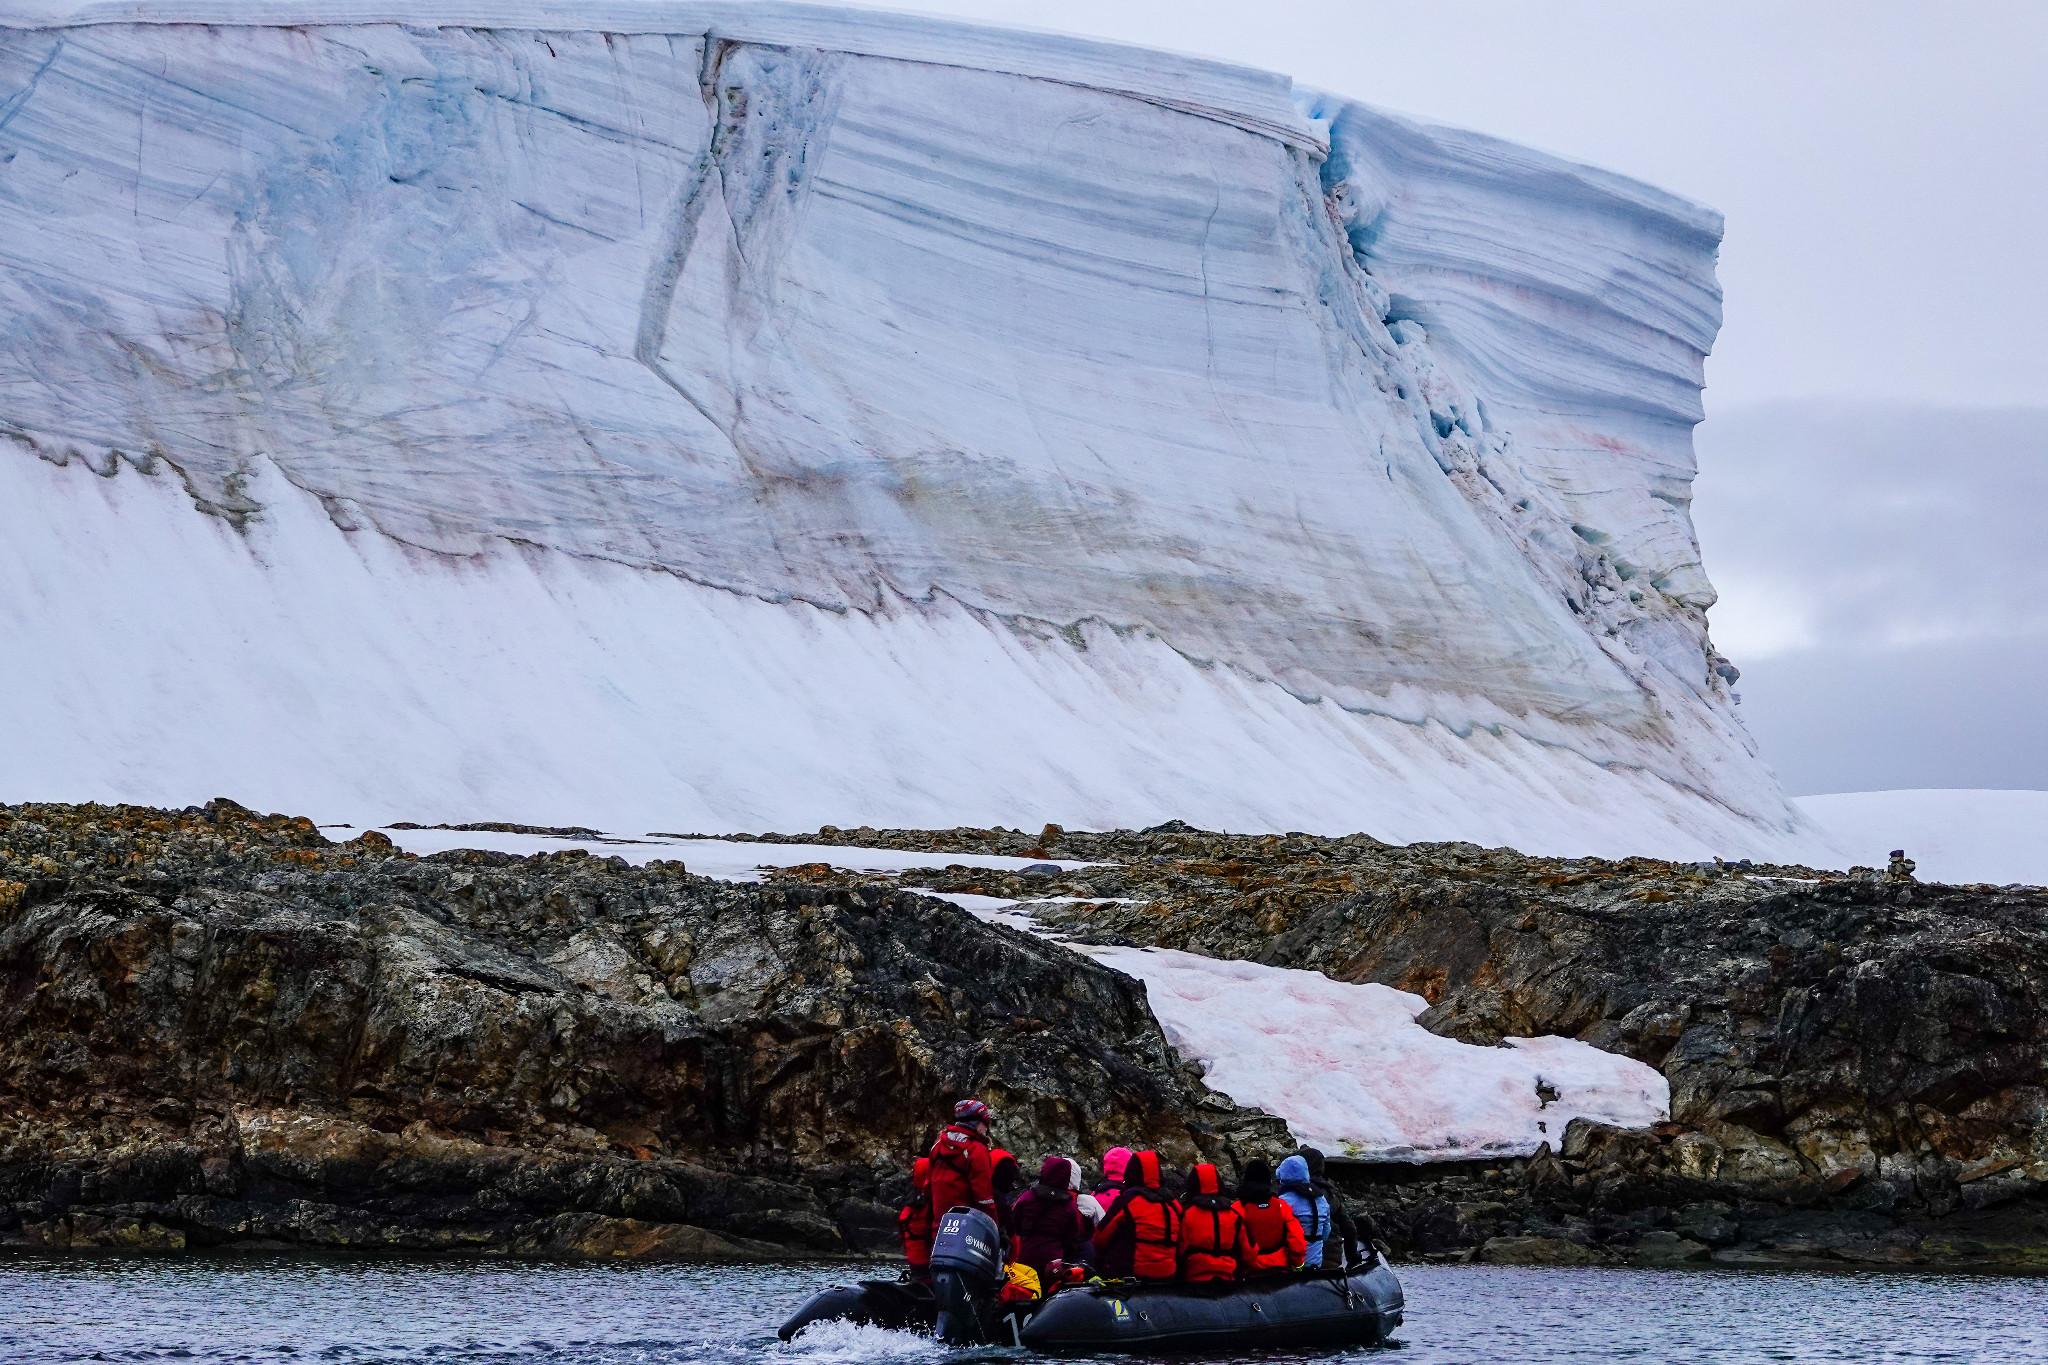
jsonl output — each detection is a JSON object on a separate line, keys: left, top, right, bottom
{"left": 929, "top": 1207, "right": 1002, "bottom": 1344}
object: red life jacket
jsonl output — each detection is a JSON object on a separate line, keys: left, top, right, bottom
{"left": 1237, "top": 1196, "right": 1307, "bottom": 1275}
{"left": 1176, "top": 1164, "right": 1247, "bottom": 1282}
{"left": 1092, "top": 1150, "right": 1180, "bottom": 1281}
{"left": 898, "top": 1157, "right": 935, "bottom": 1267}
{"left": 927, "top": 1124, "right": 997, "bottom": 1223}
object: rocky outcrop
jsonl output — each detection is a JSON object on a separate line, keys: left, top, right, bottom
{"left": 0, "top": 801, "right": 1287, "bottom": 1257}
{"left": 9, "top": 805, "right": 2043, "bottom": 1267}
{"left": 1031, "top": 844, "right": 2048, "bottom": 1207}
{"left": 719, "top": 821, "right": 2048, "bottom": 1268}
{"left": 1322, "top": 1117, "right": 2048, "bottom": 1272}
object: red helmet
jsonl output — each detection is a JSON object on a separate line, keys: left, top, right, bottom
{"left": 953, "top": 1099, "right": 993, "bottom": 1126}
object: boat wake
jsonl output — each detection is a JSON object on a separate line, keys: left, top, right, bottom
{"left": 773, "top": 1318, "right": 963, "bottom": 1365}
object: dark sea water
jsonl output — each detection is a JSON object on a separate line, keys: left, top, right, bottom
{"left": 1, "top": 1257, "right": 2042, "bottom": 1365}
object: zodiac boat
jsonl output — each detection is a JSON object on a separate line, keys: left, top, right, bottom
{"left": 777, "top": 1209, "right": 1405, "bottom": 1353}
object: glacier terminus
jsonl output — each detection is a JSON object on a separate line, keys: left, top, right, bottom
{"left": 1, "top": 2, "right": 1820, "bottom": 859}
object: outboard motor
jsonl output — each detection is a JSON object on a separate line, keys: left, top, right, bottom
{"left": 928, "top": 1207, "right": 1001, "bottom": 1345}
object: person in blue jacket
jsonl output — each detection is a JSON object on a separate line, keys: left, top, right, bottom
{"left": 1274, "top": 1154, "right": 1331, "bottom": 1267}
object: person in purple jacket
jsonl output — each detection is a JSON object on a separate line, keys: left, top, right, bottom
{"left": 1009, "top": 1156, "right": 1091, "bottom": 1277}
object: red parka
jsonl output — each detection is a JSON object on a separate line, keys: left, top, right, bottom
{"left": 927, "top": 1123, "right": 999, "bottom": 1224}
{"left": 1176, "top": 1164, "right": 1253, "bottom": 1282}
{"left": 1237, "top": 1194, "right": 1307, "bottom": 1275}
{"left": 1092, "top": 1150, "right": 1180, "bottom": 1281}
{"left": 898, "top": 1157, "right": 935, "bottom": 1267}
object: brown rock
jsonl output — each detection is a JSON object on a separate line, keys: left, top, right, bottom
{"left": 1626, "top": 1231, "right": 1712, "bottom": 1265}
{"left": 0, "top": 799, "right": 1290, "bottom": 1259}
{"left": 535, "top": 1214, "right": 779, "bottom": 1260}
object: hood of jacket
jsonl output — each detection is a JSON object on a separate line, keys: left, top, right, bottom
{"left": 1277, "top": 1154, "right": 1313, "bottom": 1190}
{"left": 1128, "top": 1150, "right": 1162, "bottom": 1189}
{"left": 1101, "top": 1147, "right": 1132, "bottom": 1183}
{"left": 1184, "top": 1162, "right": 1234, "bottom": 1211}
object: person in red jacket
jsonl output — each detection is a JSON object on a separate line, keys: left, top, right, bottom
{"left": 1091, "top": 1149, "right": 1180, "bottom": 1281}
{"left": 898, "top": 1157, "right": 935, "bottom": 1271}
{"left": 1176, "top": 1163, "right": 1253, "bottom": 1282}
{"left": 927, "top": 1099, "right": 1000, "bottom": 1227}
{"left": 1234, "top": 1158, "right": 1307, "bottom": 1275}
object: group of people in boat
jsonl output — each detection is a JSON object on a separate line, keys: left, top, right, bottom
{"left": 897, "top": 1099, "right": 1363, "bottom": 1297}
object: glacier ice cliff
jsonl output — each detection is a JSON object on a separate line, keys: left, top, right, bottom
{"left": 0, "top": 3, "right": 1817, "bottom": 858}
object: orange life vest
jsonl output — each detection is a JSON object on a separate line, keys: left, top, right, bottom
{"left": 1092, "top": 1150, "right": 1180, "bottom": 1280}
{"left": 1177, "top": 1164, "right": 1247, "bottom": 1282}
{"left": 898, "top": 1157, "right": 935, "bottom": 1267}
{"left": 1237, "top": 1195, "right": 1307, "bottom": 1274}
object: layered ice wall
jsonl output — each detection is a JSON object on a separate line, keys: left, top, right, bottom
{"left": 0, "top": 3, "right": 1814, "bottom": 856}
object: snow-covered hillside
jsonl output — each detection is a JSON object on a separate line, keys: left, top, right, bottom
{"left": 1, "top": 3, "right": 1811, "bottom": 858}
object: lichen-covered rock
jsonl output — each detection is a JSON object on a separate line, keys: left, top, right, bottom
{"left": 1478, "top": 1234, "right": 1608, "bottom": 1265}
{"left": 0, "top": 800, "right": 1288, "bottom": 1256}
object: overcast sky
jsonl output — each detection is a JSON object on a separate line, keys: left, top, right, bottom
{"left": 867, "top": 0, "right": 2046, "bottom": 795}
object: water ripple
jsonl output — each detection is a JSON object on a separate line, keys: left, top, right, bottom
{"left": 0, "top": 1258, "right": 2040, "bottom": 1365}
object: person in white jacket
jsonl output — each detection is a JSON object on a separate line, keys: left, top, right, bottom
{"left": 1069, "top": 1158, "right": 1105, "bottom": 1228}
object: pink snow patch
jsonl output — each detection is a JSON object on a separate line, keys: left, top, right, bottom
{"left": 1083, "top": 946, "right": 1667, "bottom": 1161}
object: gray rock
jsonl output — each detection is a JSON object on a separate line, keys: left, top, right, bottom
{"left": 1479, "top": 1235, "right": 1608, "bottom": 1265}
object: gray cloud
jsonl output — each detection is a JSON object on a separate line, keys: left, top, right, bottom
{"left": 1692, "top": 404, "right": 2048, "bottom": 793}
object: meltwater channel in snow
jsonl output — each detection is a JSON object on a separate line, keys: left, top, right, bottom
{"left": 1, "top": 2, "right": 1832, "bottom": 863}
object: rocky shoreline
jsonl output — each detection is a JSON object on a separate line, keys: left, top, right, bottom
{"left": 0, "top": 801, "right": 1286, "bottom": 1260}
{"left": 4, "top": 804, "right": 2043, "bottom": 1271}
{"left": 712, "top": 821, "right": 2048, "bottom": 1272}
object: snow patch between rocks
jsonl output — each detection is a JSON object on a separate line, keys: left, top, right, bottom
{"left": 370, "top": 827, "right": 1090, "bottom": 880}
{"left": 1087, "top": 946, "right": 1669, "bottom": 1163}
{"left": 923, "top": 891, "right": 1668, "bottom": 1162}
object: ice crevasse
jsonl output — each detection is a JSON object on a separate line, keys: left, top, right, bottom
{"left": 1, "top": 2, "right": 1824, "bottom": 859}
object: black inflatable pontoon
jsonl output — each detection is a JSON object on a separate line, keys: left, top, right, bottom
{"left": 777, "top": 1208, "right": 1406, "bottom": 1353}
{"left": 776, "top": 1276, "right": 938, "bottom": 1339}
{"left": 1018, "top": 1261, "right": 1404, "bottom": 1353}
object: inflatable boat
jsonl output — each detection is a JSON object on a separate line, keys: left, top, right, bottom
{"left": 777, "top": 1209, "right": 1405, "bottom": 1353}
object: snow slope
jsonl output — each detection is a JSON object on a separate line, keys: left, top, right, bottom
{"left": 2, "top": 452, "right": 1821, "bottom": 857}
{"left": 1, "top": 3, "right": 1810, "bottom": 856}
{"left": 1795, "top": 790, "right": 2048, "bottom": 887}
